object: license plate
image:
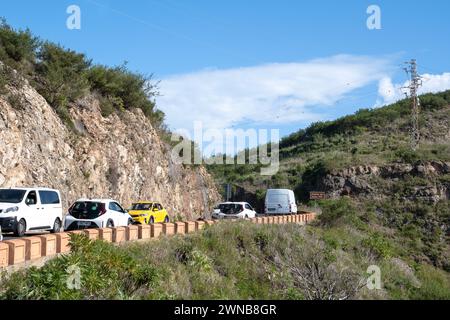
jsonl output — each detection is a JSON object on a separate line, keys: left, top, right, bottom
{"left": 268, "top": 208, "right": 276, "bottom": 211}
{"left": 78, "top": 221, "right": 91, "bottom": 227}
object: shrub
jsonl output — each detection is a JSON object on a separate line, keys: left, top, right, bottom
{"left": 0, "top": 19, "right": 38, "bottom": 75}
{"left": 419, "top": 94, "right": 448, "bottom": 111}
{"left": 35, "top": 42, "right": 91, "bottom": 108}
{"left": 362, "top": 232, "right": 394, "bottom": 258}
{"left": 87, "top": 64, "right": 163, "bottom": 127}
{"left": 316, "top": 198, "right": 359, "bottom": 228}
{"left": 395, "top": 147, "right": 420, "bottom": 163}
{"left": 0, "top": 234, "right": 160, "bottom": 299}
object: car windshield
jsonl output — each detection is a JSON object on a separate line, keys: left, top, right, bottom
{"left": 131, "top": 203, "right": 152, "bottom": 210}
{"left": 0, "top": 189, "right": 27, "bottom": 204}
{"left": 216, "top": 203, "right": 243, "bottom": 214}
{"left": 70, "top": 201, "right": 103, "bottom": 219}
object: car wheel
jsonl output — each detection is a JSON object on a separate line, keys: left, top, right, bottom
{"left": 149, "top": 216, "right": 155, "bottom": 224}
{"left": 164, "top": 216, "right": 169, "bottom": 223}
{"left": 14, "top": 219, "right": 26, "bottom": 237}
{"left": 128, "top": 218, "right": 133, "bottom": 226}
{"left": 245, "top": 215, "right": 249, "bottom": 219}
{"left": 106, "top": 219, "right": 114, "bottom": 228}
{"left": 51, "top": 218, "right": 62, "bottom": 233}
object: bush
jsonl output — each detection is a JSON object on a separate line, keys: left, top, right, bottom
{"left": 35, "top": 42, "right": 91, "bottom": 108}
{"left": 0, "top": 19, "right": 38, "bottom": 75}
{"left": 362, "top": 232, "right": 394, "bottom": 258}
{"left": 317, "top": 198, "right": 360, "bottom": 228}
{"left": 420, "top": 94, "right": 448, "bottom": 111}
{"left": 0, "top": 234, "right": 159, "bottom": 299}
{"left": 395, "top": 147, "right": 420, "bottom": 163}
{"left": 87, "top": 64, "right": 163, "bottom": 127}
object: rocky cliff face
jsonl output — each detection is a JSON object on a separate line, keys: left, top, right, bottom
{"left": 0, "top": 78, "right": 221, "bottom": 219}
{"left": 321, "top": 161, "right": 450, "bottom": 203}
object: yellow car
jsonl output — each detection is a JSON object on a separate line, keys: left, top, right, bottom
{"left": 128, "top": 201, "right": 169, "bottom": 224}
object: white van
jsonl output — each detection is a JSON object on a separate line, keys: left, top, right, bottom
{"left": 264, "top": 189, "right": 297, "bottom": 215}
{"left": 0, "top": 188, "right": 63, "bottom": 237}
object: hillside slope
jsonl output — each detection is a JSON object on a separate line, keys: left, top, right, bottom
{"left": 0, "top": 73, "right": 220, "bottom": 218}
{"left": 207, "top": 91, "right": 450, "bottom": 273}
{"left": 208, "top": 91, "right": 450, "bottom": 203}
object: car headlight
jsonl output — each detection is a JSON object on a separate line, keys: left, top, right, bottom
{"left": 139, "top": 214, "right": 147, "bottom": 217}
{"left": 4, "top": 206, "right": 19, "bottom": 213}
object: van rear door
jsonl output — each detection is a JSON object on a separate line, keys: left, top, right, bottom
{"left": 266, "top": 193, "right": 289, "bottom": 214}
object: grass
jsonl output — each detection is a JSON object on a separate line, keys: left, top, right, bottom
{"left": 1, "top": 217, "right": 449, "bottom": 300}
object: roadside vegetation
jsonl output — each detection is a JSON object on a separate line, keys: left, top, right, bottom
{"left": 204, "top": 90, "right": 450, "bottom": 299}
{"left": 1, "top": 217, "right": 448, "bottom": 300}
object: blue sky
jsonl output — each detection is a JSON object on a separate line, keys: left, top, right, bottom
{"left": 2, "top": 0, "right": 450, "bottom": 150}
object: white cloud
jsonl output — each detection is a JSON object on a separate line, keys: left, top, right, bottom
{"left": 420, "top": 73, "right": 450, "bottom": 94}
{"left": 157, "top": 55, "right": 393, "bottom": 133}
{"left": 376, "top": 72, "right": 450, "bottom": 106}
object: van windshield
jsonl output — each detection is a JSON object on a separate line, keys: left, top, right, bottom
{"left": 0, "top": 189, "right": 27, "bottom": 204}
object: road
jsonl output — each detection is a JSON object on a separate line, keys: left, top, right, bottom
{"left": 1, "top": 230, "right": 50, "bottom": 241}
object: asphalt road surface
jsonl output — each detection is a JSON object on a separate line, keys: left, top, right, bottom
{"left": 1, "top": 230, "right": 50, "bottom": 241}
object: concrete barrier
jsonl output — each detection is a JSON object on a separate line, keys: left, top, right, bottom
{"left": 174, "top": 222, "right": 185, "bottom": 235}
{"left": 126, "top": 225, "right": 139, "bottom": 241}
{"left": 84, "top": 229, "right": 100, "bottom": 240}
{"left": 68, "top": 230, "right": 84, "bottom": 236}
{"left": 99, "top": 228, "right": 113, "bottom": 242}
{"left": 162, "top": 223, "right": 175, "bottom": 236}
{"left": 0, "top": 242, "right": 9, "bottom": 268}
{"left": 56, "top": 233, "right": 71, "bottom": 253}
{"left": 138, "top": 225, "right": 151, "bottom": 240}
{"left": 185, "top": 221, "right": 196, "bottom": 233}
{"left": 152, "top": 224, "right": 163, "bottom": 238}
{"left": 4, "top": 239, "right": 26, "bottom": 265}
{"left": 112, "top": 227, "right": 126, "bottom": 243}
{"left": 37, "top": 235, "right": 57, "bottom": 257}
{"left": 24, "top": 236, "right": 42, "bottom": 260}
{"left": 195, "top": 220, "right": 205, "bottom": 231}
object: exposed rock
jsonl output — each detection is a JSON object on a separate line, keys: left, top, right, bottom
{"left": 321, "top": 162, "right": 450, "bottom": 203}
{"left": 0, "top": 78, "right": 221, "bottom": 219}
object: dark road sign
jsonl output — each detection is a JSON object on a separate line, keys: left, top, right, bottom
{"left": 310, "top": 191, "right": 326, "bottom": 200}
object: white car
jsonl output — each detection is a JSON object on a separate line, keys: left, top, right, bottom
{"left": 64, "top": 199, "right": 134, "bottom": 231}
{"left": 212, "top": 202, "right": 257, "bottom": 220}
{"left": 264, "top": 189, "right": 297, "bottom": 215}
{"left": 0, "top": 187, "right": 63, "bottom": 237}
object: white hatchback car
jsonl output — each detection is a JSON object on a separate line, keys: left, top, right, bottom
{"left": 212, "top": 202, "right": 257, "bottom": 220}
{"left": 64, "top": 199, "right": 133, "bottom": 231}
{"left": 0, "top": 187, "right": 63, "bottom": 237}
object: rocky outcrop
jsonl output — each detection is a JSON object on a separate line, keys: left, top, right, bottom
{"left": 0, "top": 78, "right": 221, "bottom": 219}
{"left": 321, "top": 162, "right": 450, "bottom": 203}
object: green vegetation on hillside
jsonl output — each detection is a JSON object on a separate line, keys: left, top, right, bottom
{"left": 1, "top": 220, "right": 449, "bottom": 300}
{"left": 0, "top": 19, "right": 164, "bottom": 130}
{"left": 206, "top": 90, "right": 450, "bottom": 200}
{"left": 205, "top": 90, "right": 450, "bottom": 296}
